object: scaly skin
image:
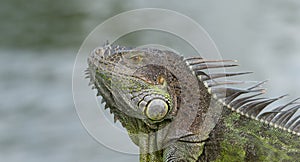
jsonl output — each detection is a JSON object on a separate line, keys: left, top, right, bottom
{"left": 86, "top": 43, "right": 300, "bottom": 162}
{"left": 199, "top": 109, "right": 300, "bottom": 162}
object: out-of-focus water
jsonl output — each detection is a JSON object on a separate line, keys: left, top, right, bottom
{"left": 1, "top": 0, "right": 300, "bottom": 162}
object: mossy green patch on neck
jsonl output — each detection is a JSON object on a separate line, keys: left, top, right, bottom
{"left": 211, "top": 110, "right": 300, "bottom": 162}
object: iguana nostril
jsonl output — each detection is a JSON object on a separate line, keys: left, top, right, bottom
{"left": 145, "top": 98, "right": 169, "bottom": 121}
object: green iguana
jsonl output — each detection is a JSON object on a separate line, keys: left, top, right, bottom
{"left": 86, "top": 43, "right": 300, "bottom": 162}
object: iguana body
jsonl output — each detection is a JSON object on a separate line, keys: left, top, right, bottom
{"left": 86, "top": 43, "right": 300, "bottom": 162}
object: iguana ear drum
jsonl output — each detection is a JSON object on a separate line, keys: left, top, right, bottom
{"left": 145, "top": 98, "right": 169, "bottom": 121}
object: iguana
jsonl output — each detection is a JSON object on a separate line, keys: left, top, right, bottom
{"left": 86, "top": 43, "right": 300, "bottom": 162}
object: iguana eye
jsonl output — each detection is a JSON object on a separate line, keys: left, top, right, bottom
{"left": 145, "top": 99, "right": 169, "bottom": 121}
{"left": 157, "top": 75, "right": 165, "bottom": 85}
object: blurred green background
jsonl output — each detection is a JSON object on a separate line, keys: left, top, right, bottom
{"left": 1, "top": 0, "right": 300, "bottom": 162}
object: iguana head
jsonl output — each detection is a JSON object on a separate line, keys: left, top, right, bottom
{"left": 87, "top": 44, "right": 181, "bottom": 127}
